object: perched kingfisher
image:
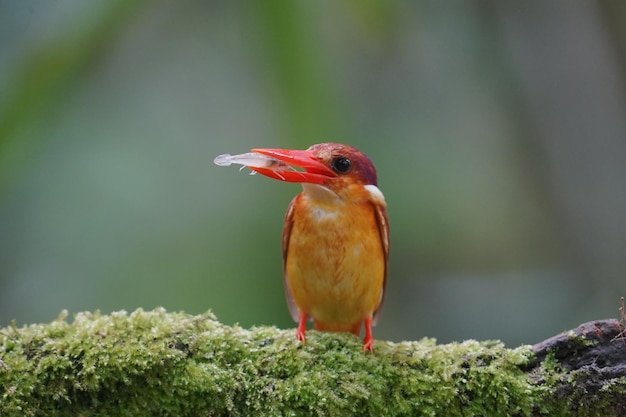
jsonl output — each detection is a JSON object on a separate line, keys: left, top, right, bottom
{"left": 215, "top": 143, "right": 389, "bottom": 352}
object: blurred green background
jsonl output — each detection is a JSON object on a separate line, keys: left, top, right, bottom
{"left": 1, "top": 1, "right": 625, "bottom": 346}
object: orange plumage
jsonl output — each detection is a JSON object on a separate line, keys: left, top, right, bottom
{"left": 250, "top": 143, "right": 389, "bottom": 352}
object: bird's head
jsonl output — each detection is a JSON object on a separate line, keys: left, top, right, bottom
{"left": 250, "top": 143, "right": 379, "bottom": 200}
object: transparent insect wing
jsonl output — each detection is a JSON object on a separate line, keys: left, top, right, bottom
{"left": 213, "top": 152, "right": 283, "bottom": 169}
{"left": 214, "top": 151, "right": 299, "bottom": 176}
{"left": 213, "top": 153, "right": 232, "bottom": 166}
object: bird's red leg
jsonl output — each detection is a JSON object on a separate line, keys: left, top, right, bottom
{"left": 362, "top": 317, "right": 374, "bottom": 353}
{"left": 296, "top": 312, "right": 307, "bottom": 343}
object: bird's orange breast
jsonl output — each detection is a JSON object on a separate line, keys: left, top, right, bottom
{"left": 285, "top": 192, "right": 385, "bottom": 333}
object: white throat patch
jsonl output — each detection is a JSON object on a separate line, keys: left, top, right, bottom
{"left": 301, "top": 183, "right": 340, "bottom": 221}
{"left": 301, "top": 183, "right": 339, "bottom": 204}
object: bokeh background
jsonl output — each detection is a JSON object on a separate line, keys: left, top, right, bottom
{"left": 1, "top": 1, "right": 625, "bottom": 347}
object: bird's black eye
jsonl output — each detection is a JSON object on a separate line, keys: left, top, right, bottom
{"left": 331, "top": 157, "right": 352, "bottom": 174}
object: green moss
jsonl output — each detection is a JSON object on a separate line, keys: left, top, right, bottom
{"left": 0, "top": 308, "right": 619, "bottom": 416}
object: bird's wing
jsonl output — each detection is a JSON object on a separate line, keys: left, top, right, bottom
{"left": 372, "top": 201, "right": 390, "bottom": 325}
{"left": 281, "top": 195, "right": 301, "bottom": 322}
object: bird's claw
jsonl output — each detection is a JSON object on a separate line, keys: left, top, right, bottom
{"left": 362, "top": 338, "right": 374, "bottom": 353}
{"left": 296, "top": 329, "right": 306, "bottom": 344}
{"left": 362, "top": 317, "right": 374, "bottom": 353}
{"left": 296, "top": 312, "right": 307, "bottom": 344}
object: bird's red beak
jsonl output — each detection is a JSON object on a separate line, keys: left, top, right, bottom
{"left": 249, "top": 148, "right": 337, "bottom": 185}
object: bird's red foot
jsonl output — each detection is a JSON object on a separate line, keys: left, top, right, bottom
{"left": 296, "top": 312, "right": 307, "bottom": 344}
{"left": 362, "top": 317, "right": 374, "bottom": 353}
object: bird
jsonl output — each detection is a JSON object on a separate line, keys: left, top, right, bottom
{"left": 248, "top": 143, "right": 389, "bottom": 352}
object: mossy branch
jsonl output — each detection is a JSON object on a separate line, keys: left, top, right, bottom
{"left": 1, "top": 308, "right": 625, "bottom": 416}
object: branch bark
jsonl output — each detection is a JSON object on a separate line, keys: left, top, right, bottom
{"left": 1, "top": 308, "right": 624, "bottom": 416}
